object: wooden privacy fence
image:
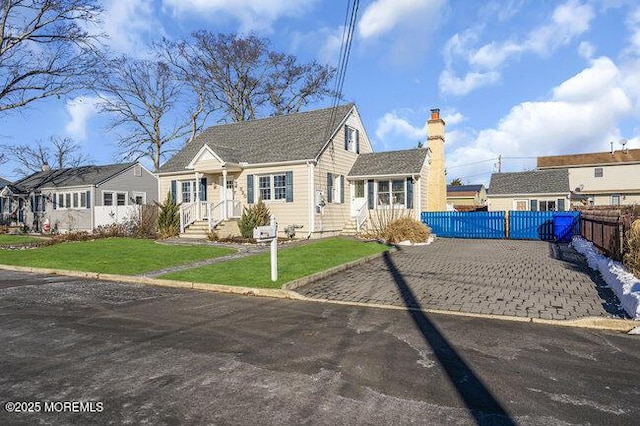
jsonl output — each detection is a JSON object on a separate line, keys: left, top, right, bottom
{"left": 421, "top": 211, "right": 580, "bottom": 241}
{"left": 579, "top": 208, "right": 640, "bottom": 261}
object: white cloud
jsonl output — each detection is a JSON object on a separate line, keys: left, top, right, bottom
{"left": 356, "top": 0, "right": 447, "bottom": 62}
{"left": 358, "top": 0, "right": 445, "bottom": 40}
{"left": 374, "top": 108, "right": 466, "bottom": 149}
{"left": 375, "top": 112, "right": 428, "bottom": 149}
{"left": 578, "top": 41, "right": 595, "bottom": 59}
{"left": 440, "top": 0, "right": 596, "bottom": 95}
{"left": 101, "top": 0, "right": 163, "bottom": 55}
{"left": 445, "top": 57, "right": 634, "bottom": 183}
{"left": 65, "top": 96, "right": 101, "bottom": 141}
{"left": 162, "top": 0, "right": 316, "bottom": 33}
{"left": 438, "top": 69, "right": 500, "bottom": 96}
{"left": 291, "top": 26, "right": 344, "bottom": 65}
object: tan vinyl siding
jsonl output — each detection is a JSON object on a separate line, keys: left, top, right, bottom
{"left": 236, "top": 164, "right": 310, "bottom": 236}
{"left": 314, "top": 110, "right": 371, "bottom": 235}
{"left": 569, "top": 163, "right": 640, "bottom": 193}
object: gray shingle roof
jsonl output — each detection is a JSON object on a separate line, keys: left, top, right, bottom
{"left": 488, "top": 169, "right": 569, "bottom": 195}
{"left": 348, "top": 148, "right": 428, "bottom": 177}
{"left": 0, "top": 176, "right": 11, "bottom": 187}
{"left": 159, "top": 104, "right": 355, "bottom": 173}
{"left": 14, "top": 163, "right": 135, "bottom": 191}
{"left": 447, "top": 184, "right": 484, "bottom": 193}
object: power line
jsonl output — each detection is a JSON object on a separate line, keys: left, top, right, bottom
{"left": 447, "top": 157, "right": 497, "bottom": 169}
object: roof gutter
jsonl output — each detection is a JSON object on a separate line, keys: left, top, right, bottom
{"left": 347, "top": 172, "right": 419, "bottom": 180}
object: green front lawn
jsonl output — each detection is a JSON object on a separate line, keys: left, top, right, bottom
{"left": 0, "top": 238, "right": 235, "bottom": 275}
{"left": 0, "top": 234, "right": 44, "bottom": 245}
{"left": 159, "top": 237, "right": 390, "bottom": 288}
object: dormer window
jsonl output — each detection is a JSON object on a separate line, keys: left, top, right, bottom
{"left": 344, "top": 125, "right": 359, "bottom": 153}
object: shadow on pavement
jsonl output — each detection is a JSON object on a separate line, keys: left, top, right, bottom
{"left": 382, "top": 251, "right": 516, "bottom": 426}
{"left": 549, "top": 243, "right": 628, "bottom": 318}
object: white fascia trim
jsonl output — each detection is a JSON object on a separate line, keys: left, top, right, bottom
{"left": 488, "top": 193, "right": 569, "bottom": 198}
{"left": 347, "top": 173, "right": 415, "bottom": 180}
{"left": 186, "top": 145, "right": 225, "bottom": 170}
{"left": 243, "top": 159, "right": 315, "bottom": 168}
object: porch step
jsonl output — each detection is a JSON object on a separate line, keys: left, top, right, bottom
{"left": 340, "top": 219, "right": 360, "bottom": 236}
{"left": 181, "top": 220, "right": 210, "bottom": 239}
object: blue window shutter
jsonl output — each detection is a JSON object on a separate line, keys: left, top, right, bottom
{"left": 355, "top": 129, "right": 360, "bottom": 154}
{"left": 41, "top": 195, "right": 45, "bottom": 212}
{"left": 367, "top": 180, "right": 375, "bottom": 209}
{"left": 344, "top": 126, "right": 349, "bottom": 150}
{"left": 86, "top": 191, "right": 91, "bottom": 208}
{"left": 200, "top": 178, "right": 207, "bottom": 201}
{"left": 30, "top": 195, "right": 36, "bottom": 213}
{"left": 247, "top": 175, "right": 254, "bottom": 204}
{"left": 285, "top": 171, "right": 293, "bottom": 203}
{"left": 557, "top": 198, "right": 565, "bottom": 211}
{"left": 406, "top": 178, "right": 414, "bottom": 209}
{"left": 340, "top": 175, "right": 344, "bottom": 203}
{"left": 327, "top": 173, "right": 333, "bottom": 203}
{"left": 52, "top": 193, "right": 57, "bottom": 210}
{"left": 170, "top": 180, "right": 177, "bottom": 204}
{"left": 1, "top": 197, "right": 4, "bottom": 213}
{"left": 530, "top": 199, "right": 538, "bottom": 211}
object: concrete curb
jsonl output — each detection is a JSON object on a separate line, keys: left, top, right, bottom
{"left": 1, "top": 262, "right": 636, "bottom": 332}
{"left": 289, "top": 294, "right": 638, "bottom": 332}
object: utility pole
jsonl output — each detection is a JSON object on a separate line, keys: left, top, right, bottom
{"left": 497, "top": 155, "right": 502, "bottom": 173}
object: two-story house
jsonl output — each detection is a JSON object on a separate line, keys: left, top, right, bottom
{"left": 157, "top": 104, "right": 448, "bottom": 239}
{"left": 537, "top": 147, "right": 640, "bottom": 206}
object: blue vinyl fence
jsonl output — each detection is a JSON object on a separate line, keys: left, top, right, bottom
{"left": 421, "top": 211, "right": 581, "bottom": 241}
{"left": 508, "top": 211, "right": 580, "bottom": 242}
{"left": 421, "top": 211, "right": 506, "bottom": 239}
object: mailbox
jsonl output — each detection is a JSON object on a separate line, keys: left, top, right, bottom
{"left": 254, "top": 225, "right": 277, "bottom": 242}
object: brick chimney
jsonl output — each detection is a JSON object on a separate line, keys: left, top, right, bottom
{"left": 426, "top": 108, "right": 446, "bottom": 211}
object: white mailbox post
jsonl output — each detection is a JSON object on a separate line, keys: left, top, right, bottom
{"left": 253, "top": 216, "right": 278, "bottom": 282}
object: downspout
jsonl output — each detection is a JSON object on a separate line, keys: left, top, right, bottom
{"left": 307, "top": 160, "right": 315, "bottom": 238}
{"left": 91, "top": 185, "right": 96, "bottom": 230}
{"left": 416, "top": 174, "right": 422, "bottom": 220}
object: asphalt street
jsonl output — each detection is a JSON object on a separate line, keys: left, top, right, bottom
{"left": 0, "top": 270, "right": 638, "bottom": 425}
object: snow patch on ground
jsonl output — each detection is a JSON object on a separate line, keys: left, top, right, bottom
{"left": 571, "top": 237, "right": 640, "bottom": 320}
{"left": 397, "top": 235, "right": 436, "bottom": 246}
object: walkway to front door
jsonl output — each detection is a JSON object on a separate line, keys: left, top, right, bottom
{"left": 295, "top": 239, "right": 628, "bottom": 321}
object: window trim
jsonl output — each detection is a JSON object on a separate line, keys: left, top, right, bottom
{"left": 611, "top": 194, "right": 621, "bottom": 206}
{"left": 594, "top": 167, "right": 603, "bottom": 178}
{"left": 258, "top": 173, "right": 287, "bottom": 203}
{"left": 132, "top": 192, "right": 146, "bottom": 205}
{"left": 54, "top": 190, "right": 89, "bottom": 210}
{"left": 102, "top": 191, "right": 128, "bottom": 207}
{"left": 375, "top": 179, "right": 407, "bottom": 208}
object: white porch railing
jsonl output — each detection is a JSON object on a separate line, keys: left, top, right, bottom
{"left": 179, "top": 201, "right": 209, "bottom": 233}
{"left": 181, "top": 200, "right": 243, "bottom": 233}
{"left": 355, "top": 202, "right": 368, "bottom": 233}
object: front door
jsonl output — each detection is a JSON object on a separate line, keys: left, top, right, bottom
{"left": 219, "top": 176, "right": 235, "bottom": 217}
{"left": 350, "top": 180, "right": 367, "bottom": 218}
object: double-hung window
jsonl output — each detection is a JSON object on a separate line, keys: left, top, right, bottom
{"left": 344, "top": 125, "right": 359, "bottom": 153}
{"left": 377, "top": 179, "right": 405, "bottom": 207}
{"left": 181, "top": 181, "right": 192, "bottom": 203}
{"left": 103, "top": 191, "right": 127, "bottom": 206}
{"left": 259, "top": 174, "right": 286, "bottom": 202}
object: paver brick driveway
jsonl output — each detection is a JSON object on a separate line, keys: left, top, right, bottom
{"left": 296, "top": 238, "right": 628, "bottom": 321}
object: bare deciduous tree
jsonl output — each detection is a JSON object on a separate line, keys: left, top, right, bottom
{"left": 179, "top": 31, "right": 337, "bottom": 122}
{"left": 1, "top": 136, "right": 91, "bottom": 176}
{"left": 0, "top": 0, "right": 103, "bottom": 113}
{"left": 94, "top": 56, "right": 200, "bottom": 171}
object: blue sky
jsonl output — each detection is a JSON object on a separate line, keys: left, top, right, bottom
{"left": 1, "top": 0, "right": 640, "bottom": 185}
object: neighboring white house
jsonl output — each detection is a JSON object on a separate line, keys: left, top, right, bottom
{"left": 157, "top": 104, "right": 448, "bottom": 239}
{"left": 537, "top": 147, "right": 640, "bottom": 206}
{"left": 0, "top": 162, "right": 158, "bottom": 232}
